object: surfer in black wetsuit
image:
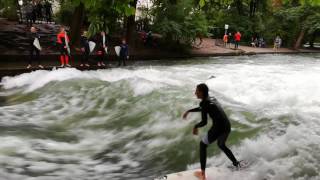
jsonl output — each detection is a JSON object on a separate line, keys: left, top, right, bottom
{"left": 80, "top": 30, "right": 90, "bottom": 67}
{"left": 27, "top": 26, "right": 43, "bottom": 69}
{"left": 183, "top": 83, "right": 240, "bottom": 180}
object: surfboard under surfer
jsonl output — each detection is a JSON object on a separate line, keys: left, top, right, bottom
{"left": 183, "top": 83, "right": 240, "bottom": 180}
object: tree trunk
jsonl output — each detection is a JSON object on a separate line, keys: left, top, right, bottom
{"left": 294, "top": 30, "right": 305, "bottom": 50}
{"left": 235, "top": 0, "right": 243, "bottom": 15}
{"left": 70, "top": 2, "right": 85, "bottom": 46}
{"left": 126, "top": 0, "right": 138, "bottom": 45}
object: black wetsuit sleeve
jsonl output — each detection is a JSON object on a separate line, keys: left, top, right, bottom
{"left": 80, "top": 36, "right": 86, "bottom": 48}
{"left": 125, "top": 45, "right": 129, "bottom": 56}
{"left": 194, "top": 110, "right": 208, "bottom": 128}
{"left": 187, "top": 107, "right": 201, "bottom": 112}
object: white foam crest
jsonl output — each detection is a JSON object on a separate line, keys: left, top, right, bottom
{"left": 206, "top": 63, "right": 320, "bottom": 117}
{"left": 1, "top": 68, "right": 93, "bottom": 92}
{"left": 188, "top": 123, "right": 320, "bottom": 179}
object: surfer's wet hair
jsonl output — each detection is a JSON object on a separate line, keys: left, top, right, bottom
{"left": 197, "top": 83, "right": 209, "bottom": 98}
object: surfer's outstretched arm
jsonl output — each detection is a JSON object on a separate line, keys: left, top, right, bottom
{"left": 183, "top": 107, "right": 201, "bottom": 119}
{"left": 188, "top": 107, "right": 201, "bottom": 112}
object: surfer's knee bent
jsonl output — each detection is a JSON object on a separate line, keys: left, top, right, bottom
{"left": 217, "top": 141, "right": 227, "bottom": 150}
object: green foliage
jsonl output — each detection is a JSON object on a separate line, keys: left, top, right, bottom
{"left": 151, "top": 0, "right": 209, "bottom": 48}
{"left": 54, "top": 0, "right": 320, "bottom": 49}
{"left": 56, "top": 0, "right": 137, "bottom": 37}
{"left": 274, "top": 2, "right": 320, "bottom": 46}
{"left": 0, "top": 0, "right": 18, "bottom": 20}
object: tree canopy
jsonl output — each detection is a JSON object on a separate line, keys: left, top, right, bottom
{"left": 0, "top": 0, "right": 319, "bottom": 49}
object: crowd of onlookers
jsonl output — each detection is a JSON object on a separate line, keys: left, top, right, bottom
{"left": 222, "top": 32, "right": 242, "bottom": 49}
{"left": 222, "top": 32, "right": 282, "bottom": 51}
{"left": 27, "top": 25, "right": 129, "bottom": 69}
{"left": 22, "top": 0, "right": 53, "bottom": 26}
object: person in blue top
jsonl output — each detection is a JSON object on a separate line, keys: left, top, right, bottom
{"left": 118, "top": 39, "right": 129, "bottom": 66}
{"left": 183, "top": 83, "right": 240, "bottom": 180}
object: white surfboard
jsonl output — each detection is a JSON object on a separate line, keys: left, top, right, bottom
{"left": 114, "top": 46, "right": 121, "bottom": 57}
{"left": 89, "top": 41, "right": 96, "bottom": 53}
{"left": 33, "top": 38, "right": 42, "bottom": 51}
{"left": 104, "top": 47, "right": 108, "bottom": 54}
{"left": 155, "top": 165, "right": 255, "bottom": 180}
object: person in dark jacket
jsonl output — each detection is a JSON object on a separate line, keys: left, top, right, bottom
{"left": 118, "top": 39, "right": 129, "bottom": 66}
{"left": 95, "top": 31, "right": 108, "bottom": 67}
{"left": 80, "top": 30, "right": 90, "bottom": 67}
{"left": 183, "top": 83, "right": 240, "bottom": 180}
{"left": 27, "top": 26, "right": 44, "bottom": 69}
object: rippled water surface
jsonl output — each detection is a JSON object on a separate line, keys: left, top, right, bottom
{"left": 0, "top": 54, "right": 320, "bottom": 180}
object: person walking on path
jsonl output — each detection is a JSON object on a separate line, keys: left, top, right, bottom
{"left": 56, "top": 26, "right": 71, "bottom": 67}
{"left": 183, "top": 83, "right": 240, "bottom": 180}
{"left": 118, "top": 39, "right": 129, "bottom": 66}
{"left": 234, "top": 31, "right": 241, "bottom": 49}
{"left": 27, "top": 26, "right": 44, "bottom": 69}
{"left": 274, "top": 35, "right": 282, "bottom": 52}
{"left": 223, "top": 34, "right": 228, "bottom": 48}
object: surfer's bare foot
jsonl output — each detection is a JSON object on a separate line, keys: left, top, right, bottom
{"left": 66, "top": 64, "right": 71, "bottom": 67}
{"left": 27, "top": 64, "right": 32, "bottom": 69}
{"left": 194, "top": 171, "right": 206, "bottom": 180}
{"left": 38, "top": 65, "right": 44, "bottom": 69}
{"left": 80, "top": 64, "right": 84, "bottom": 67}
{"left": 85, "top": 64, "right": 90, "bottom": 67}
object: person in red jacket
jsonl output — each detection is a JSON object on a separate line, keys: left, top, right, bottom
{"left": 234, "top": 31, "right": 241, "bottom": 49}
{"left": 57, "top": 26, "right": 71, "bottom": 67}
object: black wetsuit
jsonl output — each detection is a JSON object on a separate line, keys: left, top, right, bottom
{"left": 119, "top": 44, "right": 128, "bottom": 66}
{"left": 188, "top": 97, "right": 238, "bottom": 171}
{"left": 94, "top": 34, "right": 108, "bottom": 64}
{"left": 80, "top": 35, "right": 90, "bottom": 65}
{"left": 28, "top": 32, "right": 40, "bottom": 65}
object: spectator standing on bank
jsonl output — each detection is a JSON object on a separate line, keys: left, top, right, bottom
{"left": 227, "top": 33, "right": 232, "bottom": 48}
{"left": 234, "top": 31, "right": 241, "bottom": 49}
{"left": 44, "top": 0, "right": 53, "bottom": 23}
{"left": 27, "top": 26, "right": 44, "bottom": 69}
{"left": 94, "top": 31, "right": 108, "bottom": 67}
{"left": 31, "top": 1, "right": 37, "bottom": 23}
{"left": 57, "top": 26, "right": 71, "bottom": 67}
{"left": 274, "top": 35, "right": 282, "bottom": 51}
{"left": 25, "top": 2, "right": 34, "bottom": 26}
{"left": 36, "top": 1, "right": 43, "bottom": 22}
{"left": 223, "top": 34, "right": 228, "bottom": 48}
{"left": 80, "top": 30, "right": 90, "bottom": 67}
{"left": 118, "top": 39, "right": 129, "bottom": 66}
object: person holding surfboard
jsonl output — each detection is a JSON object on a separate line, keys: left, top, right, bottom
{"left": 57, "top": 26, "right": 71, "bottom": 67}
{"left": 80, "top": 30, "right": 90, "bottom": 67}
{"left": 183, "top": 83, "right": 240, "bottom": 180}
{"left": 94, "top": 31, "right": 108, "bottom": 67}
{"left": 27, "top": 26, "right": 44, "bottom": 69}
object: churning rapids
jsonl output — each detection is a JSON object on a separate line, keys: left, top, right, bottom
{"left": 0, "top": 54, "right": 320, "bottom": 180}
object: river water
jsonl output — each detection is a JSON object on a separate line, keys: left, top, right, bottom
{"left": 0, "top": 54, "right": 320, "bottom": 180}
